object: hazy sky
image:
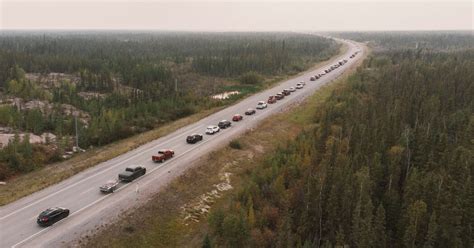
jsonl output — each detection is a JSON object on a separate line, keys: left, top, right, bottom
{"left": 1, "top": 0, "right": 472, "bottom": 31}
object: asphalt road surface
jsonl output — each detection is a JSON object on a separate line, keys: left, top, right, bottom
{"left": 0, "top": 37, "right": 364, "bottom": 248}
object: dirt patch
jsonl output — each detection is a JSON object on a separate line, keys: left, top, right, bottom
{"left": 77, "top": 41, "right": 370, "bottom": 248}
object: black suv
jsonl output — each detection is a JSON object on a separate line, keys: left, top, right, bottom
{"left": 218, "top": 120, "right": 232, "bottom": 129}
{"left": 186, "top": 134, "right": 203, "bottom": 144}
{"left": 37, "top": 207, "right": 70, "bottom": 227}
{"left": 245, "top": 108, "right": 256, "bottom": 115}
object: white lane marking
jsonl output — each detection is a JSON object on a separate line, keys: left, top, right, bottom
{"left": 10, "top": 137, "right": 216, "bottom": 248}
{"left": 4, "top": 41, "right": 360, "bottom": 226}
{"left": 11, "top": 50, "right": 362, "bottom": 247}
{"left": 0, "top": 124, "right": 204, "bottom": 221}
{"left": 79, "top": 187, "right": 96, "bottom": 196}
{"left": 12, "top": 193, "right": 113, "bottom": 248}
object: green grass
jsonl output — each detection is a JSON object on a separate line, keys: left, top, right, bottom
{"left": 80, "top": 44, "right": 368, "bottom": 248}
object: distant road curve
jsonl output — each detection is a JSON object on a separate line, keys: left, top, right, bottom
{"left": 0, "top": 36, "right": 364, "bottom": 248}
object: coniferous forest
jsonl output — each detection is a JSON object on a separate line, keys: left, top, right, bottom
{"left": 0, "top": 32, "right": 337, "bottom": 179}
{"left": 206, "top": 32, "right": 473, "bottom": 247}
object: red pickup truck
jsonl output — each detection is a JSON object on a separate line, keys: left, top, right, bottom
{"left": 267, "top": 95, "right": 277, "bottom": 104}
{"left": 152, "top": 149, "right": 175, "bottom": 163}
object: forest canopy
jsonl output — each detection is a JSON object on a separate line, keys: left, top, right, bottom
{"left": 206, "top": 33, "right": 474, "bottom": 248}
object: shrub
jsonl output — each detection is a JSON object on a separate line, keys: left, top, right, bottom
{"left": 239, "top": 72, "right": 263, "bottom": 85}
{"left": 229, "top": 140, "right": 242, "bottom": 149}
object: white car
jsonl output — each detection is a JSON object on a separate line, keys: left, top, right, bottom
{"left": 256, "top": 101, "right": 267, "bottom": 109}
{"left": 205, "top": 125, "right": 220, "bottom": 135}
{"left": 296, "top": 83, "right": 304, "bottom": 89}
{"left": 289, "top": 87, "right": 296, "bottom": 92}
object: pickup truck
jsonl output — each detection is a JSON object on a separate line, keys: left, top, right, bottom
{"left": 118, "top": 166, "right": 146, "bottom": 182}
{"left": 152, "top": 149, "right": 175, "bottom": 162}
{"left": 267, "top": 96, "right": 277, "bottom": 104}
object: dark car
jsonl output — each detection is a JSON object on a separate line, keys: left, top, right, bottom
{"left": 37, "top": 207, "right": 70, "bottom": 227}
{"left": 282, "top": 89, "right": 290, "bottom": 96}
{"left": 118, "top": 166, "right": 146, "bottom": 182}
{"left": 232, "top": 114, "right": 243, "bottom": 122}
{"left": 218, "top": 120, "right": 232, "bottom": 129}
{"left": 245, "top": 108, "right": 256, "bottom": 115}
{"left": 186, "top": 134, "right": 203, "bottom": 144}
{"left": 275, "top": 93, "right": 284, "bottom": 100}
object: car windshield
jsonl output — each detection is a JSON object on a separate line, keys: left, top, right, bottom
{"left": 40, "top": 209, "right": 54, "bottom": 216}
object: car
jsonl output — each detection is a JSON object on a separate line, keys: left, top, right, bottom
{"left": 310, "top": 76, "right": 315, "bottom": 81}
{"left": 218, "top": 120, "right": 232, "bottom": 129}
{"left": 206, "top": 125, "right": 220, "bottom": 134}
{"left": 118, "top": 166, "right": 146, "bottom": 182}
{"left": 256, "top": 101, "right": 267, "bottom": 109}
{"left": 300, "top": 81, "right": 306, "bottom": 85}
{"left": 282, "top": 89, "right": 290, "bottom": 96}
{"left": 186, "top": 133, "right": 203, "bottom": 144}
{"left": 232, "top": 114, "right": 243, "bottom": 122}
{"left": 325, "top": 69, "right": 330, "bottom": 73}
{"left": 100, "top": 180, "right": 119, "bottom": 193}
{"left": 245, "top": 108, "right": 256, "bottom": 115}
{"left": 314, "top": 75, "right": 320, "bottom": 79}
{"left": 296, "top": 83, "right": 304, "bottom": 89}
{"left": 37, "top": 207, "right": 70, "bottom": 227}
{"left": 267, "top": 96, "right": 277, "bottom": 104}
{"left": 152, "top": 149, "right": 175, "bottom": 162}
{"left": 289, "top": 87, "right": 296, "bottom": 92}
{"left": 275, "top": 93, "right": 284, "bottom": 100}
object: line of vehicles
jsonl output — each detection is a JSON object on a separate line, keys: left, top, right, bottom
{"left": 36, "top": 49, "right": 359, "bottom": 227}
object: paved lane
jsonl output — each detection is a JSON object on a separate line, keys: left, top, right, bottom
{"left": 0, "top": 37, "right": 363, "bottom": 248}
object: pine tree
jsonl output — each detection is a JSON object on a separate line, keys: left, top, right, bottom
{"left": 403, "top": 200, "right": 427, "bottom": 248}
{"left": 374, "top": 204, "right": 387, "bottom": 248}
{"left": 423, "top": 212, "right": 438, "bottom": 248}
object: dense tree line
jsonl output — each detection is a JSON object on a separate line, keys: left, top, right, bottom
{"left": 0, "top": 32, "right": 337, "bottom": 87}
{"left": 333, "top": 31, "right": 473, "bottom": 51}
{"left": 0, "top": 32, "right": 337, "bottom": 179}
{"left": 206, "top": 48, "right": 473, "bottom": 247}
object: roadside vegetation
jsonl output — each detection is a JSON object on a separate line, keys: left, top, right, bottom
{"left": 80, "top": 32, "right": 473, "bottom": 248}
{"left": 203, "top": 33, "right": 473, "bottom": 247}
{"left": 0, "top": 32, "right": 338, "bottom": 181}
{"left": 78, "top": 47, "right": 359, "bottom": 248}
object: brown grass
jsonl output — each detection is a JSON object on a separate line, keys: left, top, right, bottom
{"left": 0, "top": 40, "right": 348, "bottom": 206}
{"left": 79, "top": 42, "right": 369, "bottom": 248}
{"left": 0, "top": 107, "right": 223, "bottom": 206}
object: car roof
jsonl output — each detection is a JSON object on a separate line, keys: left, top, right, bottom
{"left": 41, "top": 207, "right": 64, "bottom": 215}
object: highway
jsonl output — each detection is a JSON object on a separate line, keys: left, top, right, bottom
{"left": 0, "top": 37, "right": 363, "bottom": 248}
